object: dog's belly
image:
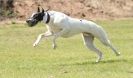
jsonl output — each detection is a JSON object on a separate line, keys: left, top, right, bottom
{"left": 61, "top": 30, "right": 81, "bottom": 38}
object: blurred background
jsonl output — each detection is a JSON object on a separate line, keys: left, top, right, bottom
{"left": 0, "top": 0, "right": 133, "bottom": 21}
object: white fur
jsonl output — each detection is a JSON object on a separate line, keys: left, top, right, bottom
{"left": 33, "top": 11, "right": 120, "bottom": 62}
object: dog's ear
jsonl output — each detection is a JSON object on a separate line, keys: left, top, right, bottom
{"left": 42, "top": 8, "right": 44, "bottom": 13}
{"left": 37, "top": 7, "right": 40, "bottom": 12}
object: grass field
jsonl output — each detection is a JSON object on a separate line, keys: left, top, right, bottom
{"left": 0, "top": 19, "right": 133, "bottom": 78}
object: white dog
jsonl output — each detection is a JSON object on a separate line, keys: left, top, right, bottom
{"left": 26, "top": 7, "right": 120, "bottom": 62}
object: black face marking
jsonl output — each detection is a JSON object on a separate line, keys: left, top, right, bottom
{"left": 26, "top": 12, "right": 45, "bottom": 27}
{"left": 26, "top": 7, "right": 49, "bottom": 27}
{"left": 32, "top": 12, "right": 44, "bottom": 22}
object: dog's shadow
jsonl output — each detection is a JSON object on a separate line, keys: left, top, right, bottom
{"left": 99, "top": 59, "right": 127, "bottom": 64}
{"left": 59, "top": 59, "right": 128, "bottom": 66}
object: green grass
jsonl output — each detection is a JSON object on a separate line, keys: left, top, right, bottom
{"left": 0, "top": 19, "right": 133, "bottom": 78}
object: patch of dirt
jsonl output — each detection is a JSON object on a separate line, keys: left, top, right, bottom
{"left": 12, "top": 0, "right": 133, "bottom": 20}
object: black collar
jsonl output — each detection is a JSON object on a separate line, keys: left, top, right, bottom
{"left": 45, "top": 12, "right": 50, "bottom": 24}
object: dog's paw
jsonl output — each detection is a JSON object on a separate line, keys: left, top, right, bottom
{"left": 33, "top": 43, "right": 37, "bottom": 47}
{"left": 116, "top": 52, "right": 121, "bottom": 56}
{"left": 52, "top": 44, "right": 57, "bottom": 49}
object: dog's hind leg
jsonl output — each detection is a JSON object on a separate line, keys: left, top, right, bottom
{"left": 82, "top": 33, "right": 103, "bottom": 62}
{"left": 108, "top": 43, "right": 120, "bottom": 56}
{"left": 99, "top": 38, "right": 120, "bottom": 56}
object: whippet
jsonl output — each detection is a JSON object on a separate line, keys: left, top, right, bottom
{"left": 26, "top": 7, "right": 120, "bottom": 62}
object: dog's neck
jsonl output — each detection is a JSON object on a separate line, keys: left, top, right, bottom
{"left": 43, "top": 12, "right": 50, "bottom": 24}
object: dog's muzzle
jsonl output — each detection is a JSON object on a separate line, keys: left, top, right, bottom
{"left": 26, "top": 19, "right": 38, "bottom": 27}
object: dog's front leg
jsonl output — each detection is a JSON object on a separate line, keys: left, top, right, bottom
{"left": 33, "top": 31, "right": 53, "bottom": 47}
{"left": 52, "top": 29, "right": 68, "bottom": 49}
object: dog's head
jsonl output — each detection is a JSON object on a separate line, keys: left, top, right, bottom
{"left": 26, "top": 7, "right": 45, "bottom": 27}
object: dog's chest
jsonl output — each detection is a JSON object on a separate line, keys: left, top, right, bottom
{"left": 47, "top": 24, "right": 75, "bottom": 38}
{"left": 48, "top": 24, "right": 62, "bottom": 33}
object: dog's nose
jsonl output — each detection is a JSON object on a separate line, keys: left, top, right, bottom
{"left": 26, "top": 20, "right": 29, "bottom": 23}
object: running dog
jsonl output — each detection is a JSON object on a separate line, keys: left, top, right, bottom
{"left": 26, "top": 7, "right": 120, "bottom": 62}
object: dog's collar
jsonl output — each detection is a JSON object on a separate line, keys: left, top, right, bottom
{"left": 45, "top": 12, "right": 50, "bottom": 24}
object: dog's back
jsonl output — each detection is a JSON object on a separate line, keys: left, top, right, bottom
{"left": 47, "top": 11, "right": 107, "bottom": 39}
